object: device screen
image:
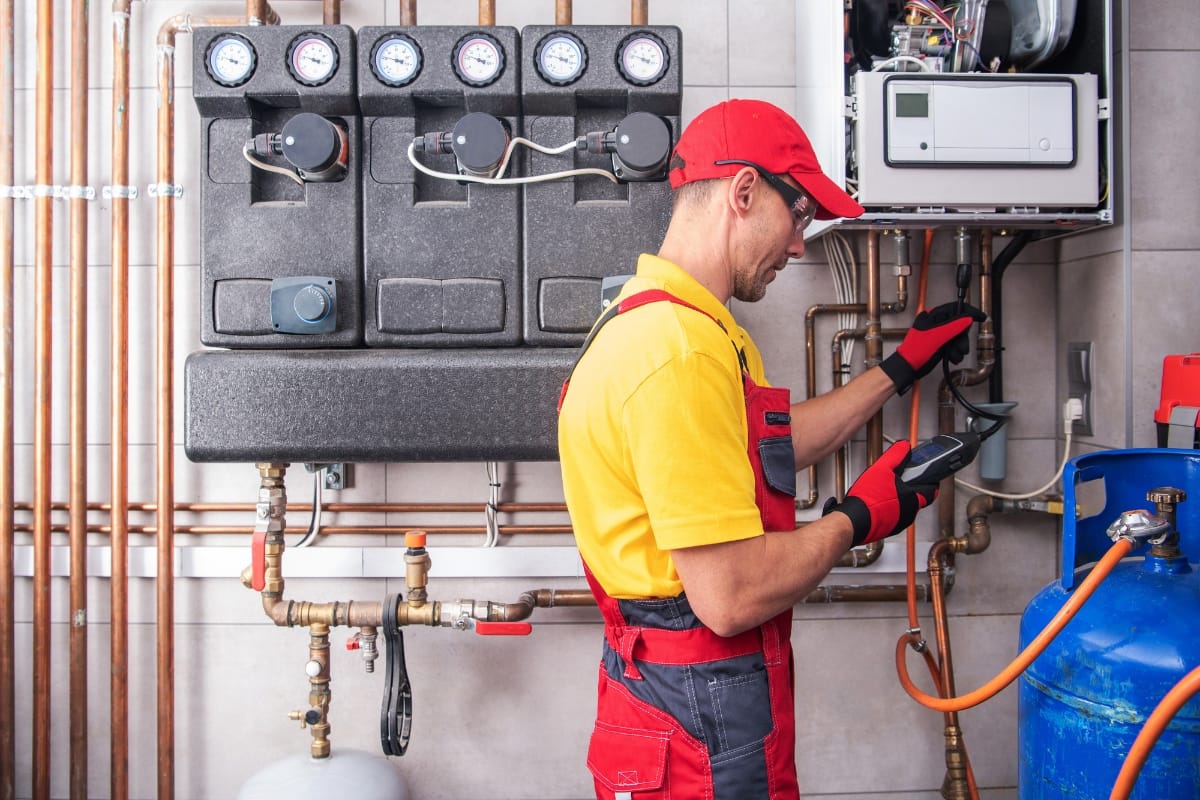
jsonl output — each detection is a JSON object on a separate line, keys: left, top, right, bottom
{"left": 895, "top": 92, "right": 929, "bottom": 118}
{"left": 910, "top": 437, "right": 957, "bottom": 465}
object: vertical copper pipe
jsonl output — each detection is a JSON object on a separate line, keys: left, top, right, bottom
{"left": 631, "top": 0, "right": 648, "bottom": 25}
{"left": 556, "top": 0, "right": 572, "bottom": 25}
{"left": 156, "top": 19, "right": 178, "bottom": 796}
{"left": 399, "top": 0, "right": 416, "bottom": 26}
{"left": 0, "top": 0, "right": 14, "bottom": 792}
{"left": 246, "top": 0, "right": 267, "bottom": 24}
{"left": 68, "top": 0, "right": 90, "bottom": 792}
{"left": 322, "top": 0, "right": 340, "bottom": 25}
{"left": 32, "top": 0, "right": 54, "bottom": 794}
{"left": 478, "top": 0, "right": 495, "bottom": 25}
{"left": 864, "top": 230, "right": 883, "bottom": 461}
{"left": 109, "top": 1, "right": 132, "bottom": 796}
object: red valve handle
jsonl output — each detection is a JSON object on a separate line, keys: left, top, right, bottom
{"left": 250, "top": 530, "right": 267, "bottom": 592}
{"left": 346, "top": 634, "right": 361, "bottom": 651}
{"left": 474, "top": 622, "right": 532, "bottom": 636}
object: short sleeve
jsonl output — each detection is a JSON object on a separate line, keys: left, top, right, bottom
{"left": 622, "top": 349, "right": 763, "bottom": 551}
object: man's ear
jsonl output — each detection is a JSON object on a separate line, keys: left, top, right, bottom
{"left": 727, "top": 166, "right": 759, "bottom": 218}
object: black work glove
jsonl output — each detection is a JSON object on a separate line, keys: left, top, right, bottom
{"left": 881, "top": 301, "right": 986, "bottom": 394}
{"left": 821, "top": 441, "right": 938, "bottom": 546}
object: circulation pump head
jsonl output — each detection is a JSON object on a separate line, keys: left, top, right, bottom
{"left": 279, "top": 113, "right": 349, "bottom": 182}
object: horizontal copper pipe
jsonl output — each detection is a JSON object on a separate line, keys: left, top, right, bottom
{"left": 16, "top": 501, "right": 568, "bottom": 514}
{"left": 15, "top": 524, "right": 574, "bottom": 535}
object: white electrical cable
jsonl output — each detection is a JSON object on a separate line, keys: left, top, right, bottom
{"left": 407, "top": 141, "right": 618, "bottom": 186}
{"left": 953, "top": 431, "right": 1073, "bottom": 499}
{"left": 242, "top": 145, "right": 304, "bottom": 186}
{"left": 872, "top": 55, "right": 935, "bottom": 73}
{"left": 483, "top": 461, "right": 501, "bottom": 548}
{"left": 493, "top": 136, "right": 579, "bottom": 181}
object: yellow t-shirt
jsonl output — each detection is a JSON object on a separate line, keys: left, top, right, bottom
{"left": 558, "top": 253, "right": 771, "bottom": 598}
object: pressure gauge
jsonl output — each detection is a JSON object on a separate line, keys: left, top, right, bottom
{"left": 616, "top": 31, "right": 669, "bottom": 86}
{"left": 371, "top": 33, "right": 422, "bottom": 87}
{"left": 287, "top": 32, "right": 339, "bottom": 87}
{"left": 206, "top": 33, "right": 257, "bottom": 88}
{"left": 452, "top": 32, "right": 505, "bottom": 88}
{"left": 535, "top": 31, "right": 587, "bottom": 86}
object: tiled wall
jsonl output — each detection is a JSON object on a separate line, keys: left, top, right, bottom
{"left": 9, "top": 1, "right": 1153, "bottom": 798}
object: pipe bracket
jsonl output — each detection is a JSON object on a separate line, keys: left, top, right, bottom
{"left": 0, "top": 185, "right": 33, "bottom": 199}
{"left": 147, "top": 183, "right": 184, "bottom": 198}
{"left": 103, "top": 185, "right": 139, "bottom": 200}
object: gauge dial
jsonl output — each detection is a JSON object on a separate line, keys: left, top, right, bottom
{"left": 287, "top": 32, "right": 339, "bottom": 87}
{"left": 453, "top": 32, "right": 505, "bottom": 88}
{"left": 206, "top": 34, "right": 257, "bottom": 88}
{"left": 535, "top": 32, "right": 587, "bottom": 86}
{"left": 371, "top": 33, "right": 422, "bottom": 87}
{"left": 617, "top": 31, "right": 669, "bottom": 86}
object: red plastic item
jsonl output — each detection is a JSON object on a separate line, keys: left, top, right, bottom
{"left": 345, "top": 634, "right": 361, "bottom": 651}
{"left": 1155, "top": 353, "right": 1200, "bottom": 424}
{"left": 474, "top": 621, "right": 532, "bottom": 636}
{"left": 250, "top": 530, "right": 267, "bottom": 591}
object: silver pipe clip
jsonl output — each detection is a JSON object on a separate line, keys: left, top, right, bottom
{"left": 103, "top": 185, "right": 139, "bottom": 200}
{"left": 64, "top": 185, "right": 97, "bottom": 200}
{"left": 147, "top": 183, "right": 184, "bottom": 198}
{"left": 31, "top": 184, "right": 65, "bottom": 198}
{"left": 0, "top": 185, "right": 33, "bottom": 199}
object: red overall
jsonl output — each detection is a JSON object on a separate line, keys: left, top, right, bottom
{"left": 561, "top": 290, "right": 800, "bottom": 799}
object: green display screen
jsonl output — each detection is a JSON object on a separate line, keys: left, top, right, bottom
{"left": 895, "top": 92, "right": 929, "bottom": 118}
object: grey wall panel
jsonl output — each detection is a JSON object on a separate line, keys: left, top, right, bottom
{"left": 520, "top": 25, "right": 681, "bottom": 346}
{"left": 194, "top": 25, "right": 364, "bottom": 349}
{"left": 184, "top": 349, "right": 574, "bottom": 462}
{"left": 358, "top": 26, "right": 523, "bottom": 347}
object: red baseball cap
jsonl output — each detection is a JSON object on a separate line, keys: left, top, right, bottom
{"left": 668, "top": 98, "right": 864, "bottom": 221}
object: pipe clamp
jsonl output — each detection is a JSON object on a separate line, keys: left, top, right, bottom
{"left": 147, "top": 183, "right": 184, "bottom": 198}
{"left": 103, "top": 185, "right": 139, "bottom": 200}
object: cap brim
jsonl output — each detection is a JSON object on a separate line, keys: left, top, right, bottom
{"left": 791, "top": 170, "right": 865, "bottom": 221}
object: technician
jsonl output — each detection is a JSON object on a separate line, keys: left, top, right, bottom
{"left": 557, "top": 99, "right": 985, "bottom": 799}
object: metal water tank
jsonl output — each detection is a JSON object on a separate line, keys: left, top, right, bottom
{"left": 1018, "top": 449, "right": 1200, "bottom": 799}
{"left": 238, "top": 748, "right": 412, "bottom": 800}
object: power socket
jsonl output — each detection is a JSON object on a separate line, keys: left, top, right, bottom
{"left": 1066, "top": 342, "right": 1094, "bottom": 435}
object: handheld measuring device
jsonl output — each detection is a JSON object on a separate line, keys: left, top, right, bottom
{"left": 900, "top": 431, "right": 982, "bottom": 485}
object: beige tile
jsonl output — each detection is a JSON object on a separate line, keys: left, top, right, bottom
{"left": 1057, "top": 249, "right": 1128, "bottom": 449}
{"left": 1058, "top": 221, "right": 1123, "bottom": 265}
{"left": 1129, "top": 0, "right": 1199, "bottom": 51}
{"left": 680, "top": 84, "right": 729, "bottom": 126}
{"left": 1129, "top": 51, "right": 1200, "bottom": 251}
{"left": 653, "top": 0, "right": 729, "bottom": 86}
{"left": 1131, "top": 250, "right": 1200, "bottom": 447}
{"left": 728, "top": 0, "right": 795, "bottom": 86}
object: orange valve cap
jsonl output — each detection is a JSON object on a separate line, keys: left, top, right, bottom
{"left": 405, "top": 530, "right": 427, "bottom": 548}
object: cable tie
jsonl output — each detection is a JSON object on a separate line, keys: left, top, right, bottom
{"left": 147, "top": 183, "right": 184, "bottom": 198}
{"left": 64, "top": 185, "right": 97, "bottom": 200}
{"left": 103, "top": 185, "right": 139, "bottom": 200}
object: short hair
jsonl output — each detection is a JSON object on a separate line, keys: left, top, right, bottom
{"left": 672, "top": 177, "right": 721, "bottom": 211}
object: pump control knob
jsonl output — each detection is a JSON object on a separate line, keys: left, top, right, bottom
{"left": 610, "top": 112, "right": 672, "bottom": 182}
{"left": 293, "top": 284, "right": 331, "bottom": 323}
{"left": 280, "top": 112, "right": 348, "bottom": 182}
{"left": 450, "top": 112, "right": 510, "bottom": 178}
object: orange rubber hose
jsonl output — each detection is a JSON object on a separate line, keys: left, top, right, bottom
{"left": 1109, "top": 664, "right": 1200, "bottom": 800}
{"left": 897, "top": 538, "right": 1134, "bottom": 712}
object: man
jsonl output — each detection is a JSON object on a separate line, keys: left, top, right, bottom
{"left": 557, "top": 99, "right": 984, "bottom": 799}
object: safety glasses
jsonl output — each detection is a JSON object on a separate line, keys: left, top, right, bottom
{"left": 715, "top": 158, "right": 818, "bottom": 235}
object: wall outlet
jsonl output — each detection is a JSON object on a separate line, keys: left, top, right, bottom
{"left": 1067, "top": 341, "right": 1094, "bottom": 436}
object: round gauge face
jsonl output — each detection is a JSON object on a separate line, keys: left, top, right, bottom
{"left": 453, "top": 33, "right": 505, "bottom": 88}
{"left": 617, "top": 32, "right": 669, "bottom": 86}
{"left": 206, "top": 34, "right": 257, "bottom": 88}
{"left": 287, "top": 33, "right": 339, "bottom": 87}
{"left": 371, "top": 34, "right": 422, "bottom": 87}
{"left": 535, "top": 32, "right": 587, "bottom": 86}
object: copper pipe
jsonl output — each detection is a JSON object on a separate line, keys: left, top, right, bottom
{"left": 399, "top": 0, "right": 416, "bottom": 25}
{"left": 479, "top": 0, "right": 495, "bottom": 26}
{"left": 631, "top": 0, "right": 648, "bottom": 25}
{"left": 68, "top": 0, "right": 91, "bottom": 789}
{"left": 322, "top": 0, "right": 340, "bottom": 25}
{"left": 556, "top": 0, "right": 572, "bottom": 25}
{"left": 865, "top": 230, "right": 884, "bottom": 460}
{"left": 16, "top": 500, "right": 569, "bottom": 514}
{"left": 109, "top": 0, "right": 133, "bottom": 796}
{"left": 831, "top": 327, "right": 905, "bottom": 569}
{"left": 15, "top": 523, "right": 575, "bottom": 535}
{"left": 32, "top": 0, "right": 54, "bottom": 792}
{"left": 928, "top": 538, "right": 971, "bottom": 798}
{"left": 0, "top": 0, "right": 14, "bottom": 790}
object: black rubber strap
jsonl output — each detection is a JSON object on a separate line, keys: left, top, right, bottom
{"left": 380, "top": 593, "right": 413, "bottom": 757}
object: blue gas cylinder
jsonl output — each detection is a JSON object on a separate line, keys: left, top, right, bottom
{"left": 1018, "top": 449, "right": 1200, "bottom": 799}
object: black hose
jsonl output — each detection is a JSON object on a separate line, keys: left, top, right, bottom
{"left": 988, "top": 230, "right": 1034, "bottom": 403}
